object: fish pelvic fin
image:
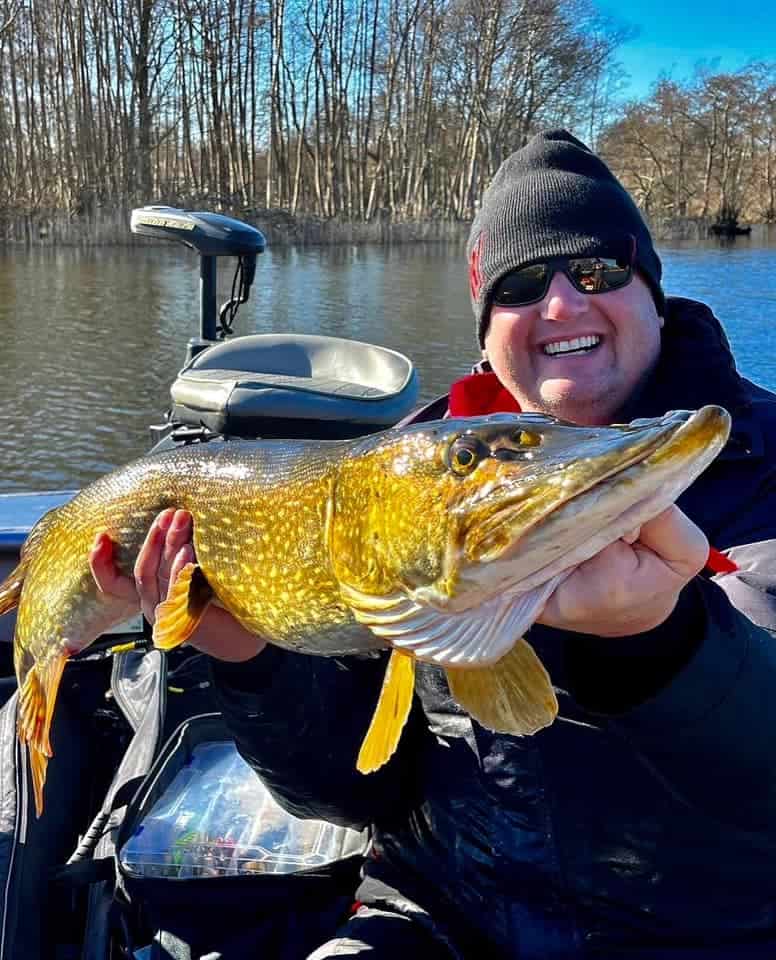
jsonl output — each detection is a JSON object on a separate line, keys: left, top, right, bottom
{"left": 0, "top": 559, "right": 27, "bottom": 616}
{"left": 357, "top": 649, "right": 416, "bottom": 774}
{"left": 18, "top": 652, "right": 69, "bottom": 818}
{"left": 445, "top": 637, "right": 558, "bottom": 735}
{"left": 153, "top": 563, "right": 214, "bottom": 651}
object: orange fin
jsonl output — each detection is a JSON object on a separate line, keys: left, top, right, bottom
{"left": 17, "top": 653, "right": 69, "bottom": 817}
{"left": 0, "top": 560, "right": 27, "bottom": 616}
{"left": 153, "top": 563, "right": 213, "bottom": 651}
{"left": 445, "top": 637, "right": 558, "bottom": 735}
{"left": 357, "top": 649, "right": 415, "bottom": 774}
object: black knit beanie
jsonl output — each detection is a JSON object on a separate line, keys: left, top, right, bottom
{"left": 467, "top": 129, "right": 664, "bottom": 347}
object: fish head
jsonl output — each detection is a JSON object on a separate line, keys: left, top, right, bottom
{"left": 448, "top": 405, "right": 731, "bottom": 607}
{"left": 331, "top": 406, "right": 731, "bottom": 615}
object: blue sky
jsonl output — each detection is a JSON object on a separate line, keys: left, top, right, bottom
{"left": 596, "top": 0, "right": 776, "bottom": 100}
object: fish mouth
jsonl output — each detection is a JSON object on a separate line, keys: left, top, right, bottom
{"left": 453, "top": 405, "right": 731, "bottom": 606}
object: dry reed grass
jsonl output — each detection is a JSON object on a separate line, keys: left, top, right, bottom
{"left": 0, "top": 205, "right": 470, "bottom": 248}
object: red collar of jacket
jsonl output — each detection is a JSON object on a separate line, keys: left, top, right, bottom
{"left": 447, "top": 370, "right": 736, "bottom": 576}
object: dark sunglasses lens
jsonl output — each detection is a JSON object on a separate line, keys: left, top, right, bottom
{"left": 567, "top": 257, "right": 631, "bottom": 293}
{"left": 492, "top": 263, "right": 549, "bottom": 306}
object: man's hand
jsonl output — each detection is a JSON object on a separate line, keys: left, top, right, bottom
{"left": 89, "top": 508, "right": 267, "bottom": 662}
{"left": 537, "top": 506, "right": 709, "bottom": 637}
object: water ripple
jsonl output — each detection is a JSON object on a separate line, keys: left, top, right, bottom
{"left": 0, "top": 237, "right": 774, "bottom": 492}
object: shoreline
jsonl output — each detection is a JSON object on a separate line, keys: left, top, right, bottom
{"left": 0, "top": 207, "right": 772, "bottom": 248}
{"left": 0, "top": 207, "right": 472, "bottom": 248}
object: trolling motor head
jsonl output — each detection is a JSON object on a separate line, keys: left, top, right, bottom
{"left": 131, "top": 207, "right": 266, "bottom": 359}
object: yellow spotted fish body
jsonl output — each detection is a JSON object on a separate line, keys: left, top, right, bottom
{"left": 0, "top": 408, "right": 731, "bottom": 816}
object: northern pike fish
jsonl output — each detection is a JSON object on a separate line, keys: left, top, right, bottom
{"left": 0, "top": 407, "right": 730, "bottom": 815}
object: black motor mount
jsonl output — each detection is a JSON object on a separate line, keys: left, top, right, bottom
{"left": 130, "top": 206, "right": 266, "bottom": 355}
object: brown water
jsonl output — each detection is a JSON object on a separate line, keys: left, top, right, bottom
{"left": 1, "top": 232, "right": 775, "bottom": 493}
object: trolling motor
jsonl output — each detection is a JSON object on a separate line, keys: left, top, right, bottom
{"left": 130, "top": 206, "right": 266, "bottom": 362}
{"left": 131, "top": 204, "right": 419, "bottom": 449}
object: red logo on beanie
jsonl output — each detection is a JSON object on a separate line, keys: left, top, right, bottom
{"left": 469, "top": 233, "right": 484, "bottom": 301}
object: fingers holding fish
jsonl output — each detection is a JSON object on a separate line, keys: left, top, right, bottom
{"left": 88, "top": 532, "right": 145, "bottom": 631}
{"left": 91, "top": 508, "right": 265, "bottom": 662}
{"left": 168, "top": 538, "right": 196, "bottom": 594}
{"left": 133, "top": 507, "right": 182, "bottom": 622}
{"left": 89, "top": 531, "right": 139, "bottom": 604}
{"left": 537, "top": 507, "right": 708, "bottom": 638}
{"left": 89, "top": 513, "right": 179, "bottom": 618}
{"left": 634, "top": 505, "right": 709, "bottom": 580}
{"left": 161, "top": 510, "right": 195, "bottom": 590}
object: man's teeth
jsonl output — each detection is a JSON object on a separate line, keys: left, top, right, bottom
{"left": 543, "top": 335, "right": 601, "bottom": 356}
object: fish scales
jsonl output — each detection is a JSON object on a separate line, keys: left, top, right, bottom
{"left": 17, "top": 438, "right": 385, "bottom": 666}
{"left": 0, "top": 408, "right": 732, "bottom": 815}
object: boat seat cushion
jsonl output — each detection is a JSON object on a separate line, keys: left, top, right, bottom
{"left": 170, "top": 334, "right": 419, "bottom": 439}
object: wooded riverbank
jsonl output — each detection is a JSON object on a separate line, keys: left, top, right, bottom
{"left": 0, "top": 206, "right": 767, "bottom": 249}
{"left": 2, "top": 1, "right": 772, "bottom": 245}
{"left": 0, "top": 206, "right": 470, "bottom": 246}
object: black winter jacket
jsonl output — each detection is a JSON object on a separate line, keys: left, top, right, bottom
{"left": 212, "top": 299, "right": 776, "bottom": 959}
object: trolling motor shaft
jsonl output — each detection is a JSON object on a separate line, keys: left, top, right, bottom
{"left": 130, "top": 207, "right": 266, "bottom": 358}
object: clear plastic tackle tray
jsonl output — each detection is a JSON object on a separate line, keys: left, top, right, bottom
{"left": 119, "top": 740, "right": 367, "bottom": 879}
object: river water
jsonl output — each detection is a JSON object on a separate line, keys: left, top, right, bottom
{"left": 1, "top": 229, "right": 775, "bottom": 493}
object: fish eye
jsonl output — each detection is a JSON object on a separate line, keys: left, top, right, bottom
{"left": 445, "top": 436, "right": 488, "bottom": 475}
{"left": 515, "top": 429, "right": 541, "bottom": 447}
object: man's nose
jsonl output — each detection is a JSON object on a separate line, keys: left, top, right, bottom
{"left": 541, "top": 271, "right": 588, "bottom": 321}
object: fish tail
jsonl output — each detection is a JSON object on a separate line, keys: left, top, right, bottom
{"left": 444, "top": 637, "right": 558, "bottom": 735}
{"left": 0, "top": 560, "right": 26, "bottom": 616}
{"left": 17, "top": 653, "right": 69, "bottom": 818}
{"left": 357, "top": 649, "right": 416, "bottom": 774}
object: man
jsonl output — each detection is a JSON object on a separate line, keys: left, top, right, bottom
{"left": 92, "top": 130, "right": 776, "bottom": 958}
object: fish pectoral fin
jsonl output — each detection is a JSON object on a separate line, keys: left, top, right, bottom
{"left": 343, "top": 575, "right": 567, "bottom": 668}
{"left": 357, "top": 649, "right": 416, "bottom": 774}
{"left": 153, "top": 563, "right": 214, "bottom": 651}
{"left": 445, "top": 638, "right": 558, "bottom": 735}
{"left": 18, "top": 653, "right": 69, "bottom": 818}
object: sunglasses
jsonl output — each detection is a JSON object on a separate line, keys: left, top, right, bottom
{"left": 491, "top": 237, "right": 636, "bottom": 308}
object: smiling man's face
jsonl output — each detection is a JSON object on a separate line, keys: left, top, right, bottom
{"left": 483, "top": 271, "right": 664, "bottom": 426}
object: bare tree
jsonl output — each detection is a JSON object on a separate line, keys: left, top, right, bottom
{"left": 13, "top": 0, "right": 768, "bottom": 236}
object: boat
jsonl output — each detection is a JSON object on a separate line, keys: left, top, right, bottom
{"left": 0, "top": 207, "right": 422, "bottom": 959}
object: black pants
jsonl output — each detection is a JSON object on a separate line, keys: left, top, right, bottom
{"left": 307, "top": 905, "right": 457, "bottom": 959}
